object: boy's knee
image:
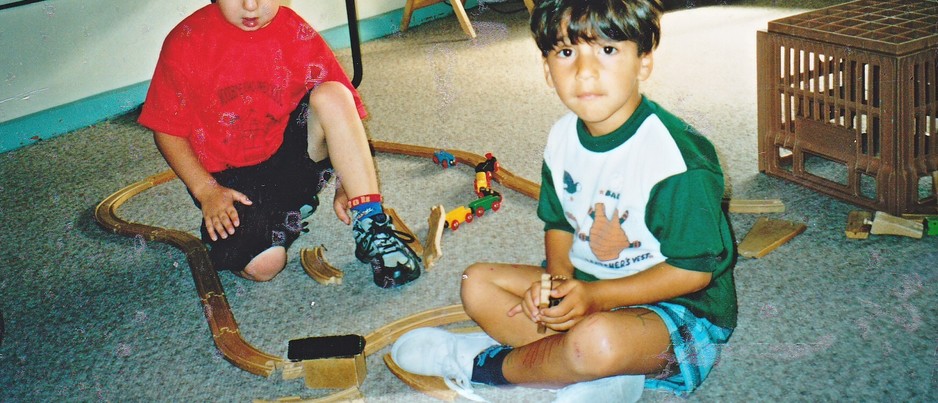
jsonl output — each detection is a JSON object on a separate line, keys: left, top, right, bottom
{"left": 308, "top": 81, "right": 354, "bottom": 111}
{"left": 460, "top": 263, "right": 495, "bottom": 290}
{"left": 563, "top": 313, "right": 623, "bottom": 377}
{"left": 460, "top": 263, "right": 496, "bottom": 310}
{"left": 241, "top": 246, "right": 287, "bottom": 282}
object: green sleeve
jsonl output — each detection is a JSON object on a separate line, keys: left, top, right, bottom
{"left": 537, "top": 162, "right": 574, "bottom": 233}
{"left": 646, "top": 169, "right": 731, "bottom": 272}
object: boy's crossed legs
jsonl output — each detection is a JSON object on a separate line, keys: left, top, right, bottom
{"left": 460, "top": 262, "right": 672, "bottom": 386}
{"left": 393, "top": 262, "right": 672, "bottom": 401}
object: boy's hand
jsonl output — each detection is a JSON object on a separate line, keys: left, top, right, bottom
{"left": 333, "top": 185, "right": 351, "bottom": 225}
{"left": 538, "top": 279, "right": 601, "bottom": 331}
{"left": 507, "top": 277, "right": 548, "bottom": 324}
{"left": 508, "top": 276, "right": 567, "bottom": 325}
{"left": 199, "top": 186, "right": 252, "bottom": 241}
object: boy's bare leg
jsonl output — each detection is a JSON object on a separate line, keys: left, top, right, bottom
{"left": 306, "top": 81, "right": 379, "bottom": 200}
{"left": 240, "top": 246, "right": 287, "bottom": 282}
{"left": 461, "top": 262, "right": 672, "bottom": 386}
{"left": 462, "top": 262, "right": 559, "bottom": 346}
{"left": 501, "top": 309, "right": 671, "bottom": 386}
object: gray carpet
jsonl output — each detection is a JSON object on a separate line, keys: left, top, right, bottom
{"left": 1, "top": 2, "right": 936, "bottom": 402}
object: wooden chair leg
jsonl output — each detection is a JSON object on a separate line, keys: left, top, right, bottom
{"left": 400, "top": 0, "right": 475, "bottom": 38}
{"left": 401, "top": 0, "right": 417, "bottom": 32}
{"left": 450, "top": 0, "right": 476, "bottom": 38}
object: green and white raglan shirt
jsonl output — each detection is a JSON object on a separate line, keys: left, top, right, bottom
{"left": 537, "top": 97, "right": 737, "bottom": 329}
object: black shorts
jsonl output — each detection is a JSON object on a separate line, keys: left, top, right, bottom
{"left": 191, "top": 98, "right": 332, "bottom": 272}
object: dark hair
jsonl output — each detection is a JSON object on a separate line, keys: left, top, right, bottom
{"left": 531, "top": 0, "right": 663, "bottom": 57}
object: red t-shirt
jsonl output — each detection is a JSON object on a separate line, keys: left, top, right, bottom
{"left": 138, "top": 5, "right": 366, "bottom": 172}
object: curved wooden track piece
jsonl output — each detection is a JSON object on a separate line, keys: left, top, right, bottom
{"left": 370, "top": 140, "right": 541, "bottom": 200}
{"left": 382, "top": 324, "right": 483, "bottom": 402}
{"left": 384, "top": 353, "right": 457, "bottom": 402}
{"left": 94, "top": 141, "right": 535, "bottom": 400}
{"left": 300, "top": 246, "right": 343, "bottom": 285}
{"left": 94, "top": 170, "right": 282, "bottom": 377}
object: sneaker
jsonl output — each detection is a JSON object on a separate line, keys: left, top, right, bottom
{"left": 352, "top": 212, "right": 422, "bottom": 288}
{"left": 391, "top": 328, "right": 499, "bottom": 402}
{"left": 552, "top": 374, "right": 645, "bottom": 403}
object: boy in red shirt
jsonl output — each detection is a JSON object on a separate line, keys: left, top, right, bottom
{"left": 138, "top": 0, "right": 421, "bottom": 288}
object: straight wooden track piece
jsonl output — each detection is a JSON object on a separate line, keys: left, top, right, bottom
{"left": 726, "top": 198, "right": 785, "bottom": 214}
{"left": 252, "top": 387, "right": 364, "bottom": 403}
{"left": 902, "top": 214, "right": 938, "bottom": 236}
{"left": 845, "top": 210, "right": 872, "bottom": 239}
{"left": 737, "top": 217, "right": 807, "bottom": 258}
{"left": 384, "top": 353, "right": 457, "bottom": 402}
{"left": 537, "top": 273, "right": 551, "bottom": 334}
{"left": 300, "top": 246, "right": 343, "bottom": 285}
{"left": 869, "top": 211, "right": 924, "bottom": 239}
{"left": 385, "top": 208, "right": 424, "bottom": 257}
{"left": 423, "top": 205, "right": 445, "bottom": 270}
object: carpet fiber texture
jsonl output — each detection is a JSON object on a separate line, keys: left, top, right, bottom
{"left": 1, "top": 2, "right": 935, "bottom": 402}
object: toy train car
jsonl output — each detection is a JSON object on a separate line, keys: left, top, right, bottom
{"left": 445, "top": 191, "right": 503, "bottom": 231}
{"left": 473, "top": 153, "right": 500, "bottom": 197}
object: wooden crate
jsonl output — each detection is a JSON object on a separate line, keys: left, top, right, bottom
{"left": 757, "top": 0, "right": 938, "bottom": 215}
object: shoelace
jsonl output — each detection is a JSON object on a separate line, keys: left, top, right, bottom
{"left": 360, "top": 218, "right": 420, "bottom": 259}
{"left": 441, "top": 361, "right": 487, "bottom": 402}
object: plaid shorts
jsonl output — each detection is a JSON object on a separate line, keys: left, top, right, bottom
{"left": 638, "top": 301, "right": 733, "bottom": 395}
{"left": 571, "top": 269, "right": 734, "bottom": 394}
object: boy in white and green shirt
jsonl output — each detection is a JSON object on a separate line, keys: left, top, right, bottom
{"left": 392, "top": 1, "right": 737, "bottom": 401}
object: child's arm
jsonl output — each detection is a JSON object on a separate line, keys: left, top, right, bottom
{"left": 540, "top": 262, "right": 711, "bottom": 331}
{"left": 153, "top": 132, "right": 252, "bottom": 241}
{"left": 544, "top": 229, "right": 575, "bottom": 278}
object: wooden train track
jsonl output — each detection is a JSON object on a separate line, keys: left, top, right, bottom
{"left": 93, "top": 141, "right": 539, "bottom": 400}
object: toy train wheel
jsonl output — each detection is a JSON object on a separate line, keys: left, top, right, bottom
{"left": 432, "top": 155, "right": 440, "bottom": 164}
{"left": 442, "top": 160, "right": 449, "bottom": 169}
{"left": 475, "top": 207, "right": 485, "bottom": 217}
{"left": 450, "top": 220, "right": 460, "bottom": 230}
{"left": 492, "top": 201, "right": 501, "bottom": 212}
{"left": 465, "top": 213, "right": 473, "bottom": 223}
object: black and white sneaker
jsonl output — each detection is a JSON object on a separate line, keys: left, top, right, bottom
{"left": 352, "top": 213, "right": 422, "bottom": 288}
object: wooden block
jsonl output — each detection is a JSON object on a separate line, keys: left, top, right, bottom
{"left": 537, "top": 273, "right": 551, "bottom": 334}
{"left": 385, "top": 208, "right": 424, "bottom": 256}
{"left": 300, "top": 246, "right": 343, "bottom": 285}
{"left": 282, "top": 361, "right": 305, "bottom": 381}
{"left": 899, "top": 214, "right": 938, "bottom": 236}
{"left": 737, "top": 217, "right": 807, "bottom": 258}
{"left": 726, "top": 198, "right": 786, "bottom": 214}
{"left": 870, "top": 211, "right": 923, "bottom": 239}
{"left": 423, "top": 205, "right": 445, "bottom": 270}
{"left": 303, "top": 354, "right": 367, "bottom": 389}
{"left": 845, "top": 210, "right": 872, "bottom": 239}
